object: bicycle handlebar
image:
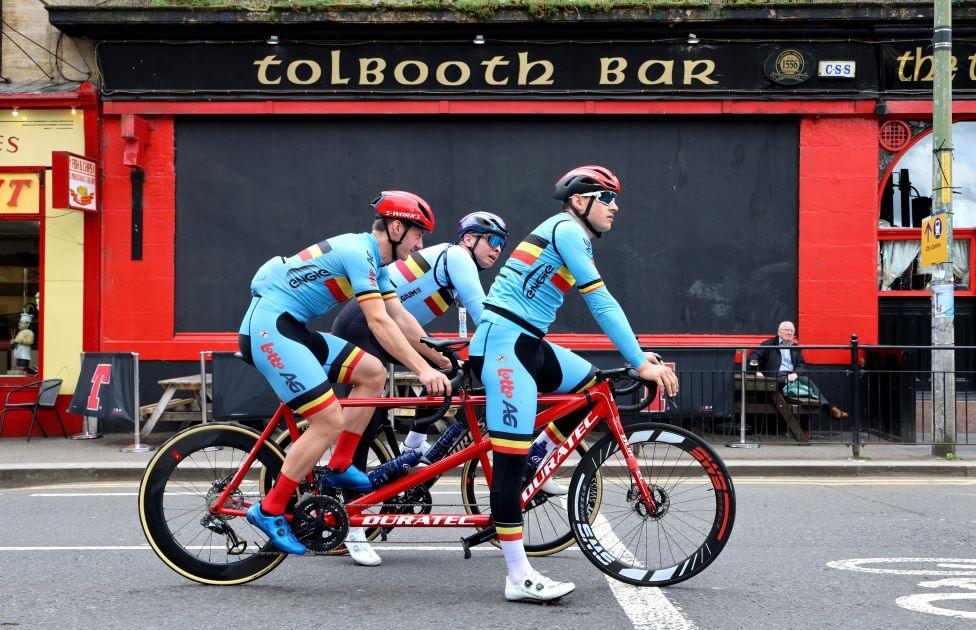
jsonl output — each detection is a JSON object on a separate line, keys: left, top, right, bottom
{"left": 409, "top": 370, "right": 464, "bottom": 430}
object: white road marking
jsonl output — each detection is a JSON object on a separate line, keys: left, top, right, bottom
{"left": 896, "top": 578, "right": 976, "bottom": 620}
{"left": 590, "top": 509, "right": 697, "bottom": 629}
{"left": 0, "top": 544, "right": 511, "bottom": 553}
{"left": 827, "top": 558, "right": 976, "bottom": 576}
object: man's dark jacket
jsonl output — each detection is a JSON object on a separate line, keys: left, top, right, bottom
{"left": 747, "top": 337, "right": 807, "bottom": 384}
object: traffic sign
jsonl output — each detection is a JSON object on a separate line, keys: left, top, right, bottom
{"left": 921, "top": 214, "right": 949, "bottom": 267}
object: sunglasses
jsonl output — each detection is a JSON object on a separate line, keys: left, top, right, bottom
{"left": 580, "top": 190, "right": 618, "bottom": 205}
{"left": 483, "top": 234, "right": 507, "bottom": 250}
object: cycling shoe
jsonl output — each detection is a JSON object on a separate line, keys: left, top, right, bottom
{"left": 504, "top": 570, "right": 575, "bottom": 602}
{"left": 317, "top": 464, "right": 373, "bottom": 493}
{"left": 245, "top": 503, "right": 306, "bottom": 555}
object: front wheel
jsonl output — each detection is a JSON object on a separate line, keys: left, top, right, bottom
{"left": 139, "top": 423, "right": 290, "bottom": 585}
{"left": 568, "top": 422, "right": 736, "bottom": 587}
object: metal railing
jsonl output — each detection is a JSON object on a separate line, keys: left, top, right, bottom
{"left": 613, "top": 336, "right": 976, "bottom": 456}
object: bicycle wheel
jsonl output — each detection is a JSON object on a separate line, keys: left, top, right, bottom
{"left": 270, "top": 420, "right": 393, "bottom": 543}
{"left": 461, "top": 438, "right": 602, "bottom": 556}
{"left": 568, "top": 422, "right": 735, "bottom": 587}
{"left": 139, "top": 423, "right": 290, "bottom": 585}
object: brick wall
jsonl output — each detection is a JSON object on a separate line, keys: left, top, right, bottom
{"left": 1, "top": 0, "right": 97, "bottom": 83}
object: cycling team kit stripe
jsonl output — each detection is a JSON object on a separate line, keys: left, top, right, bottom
{"left": 293, "top": 385, "right": 338, "bottom": 416}
{"left": 509, "top": 234, "right": 548, "bottom": 266}
{"left": 356, "top": 290, "right": 382, "bottom": 304}
{"left": 324, "top": 276, "right": 353, "bottom": 302}
{"left": 578, "top": 278, "right": 605, "bottom": 295}
{"left": 423, "top": 287, "right": 453, "bottom": 316}
{"left": 298, "top": 240, "right": 331, "bottom": 262}
{"left": 490, "top": 436, "right": 532, "bottom": 455}
{"left": 550, "top": 265, "right": 575, "bottom": 292}
{"left": 496, "top": 525, "right": 523, "bottom": 542}
{"left": 336, "top": 347, "right": 365, "bottom": 384}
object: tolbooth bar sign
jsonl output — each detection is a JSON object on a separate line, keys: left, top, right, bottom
{"left": 97, "top": 40, "right": 976, "bottom": 99}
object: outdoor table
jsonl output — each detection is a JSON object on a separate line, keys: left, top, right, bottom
{"left": 140, "top": 373, "right": 212, "bottom": 438}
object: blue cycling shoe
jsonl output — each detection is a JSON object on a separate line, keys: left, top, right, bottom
{"left": 317, "top": 464, "right": 373, "bottom": 493}
{"left": 245, "top": 502, "right": 306, "bottom": 555}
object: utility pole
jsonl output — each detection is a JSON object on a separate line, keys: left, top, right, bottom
{"left": 931, "top": 0, "right": 956, "bottom": 457}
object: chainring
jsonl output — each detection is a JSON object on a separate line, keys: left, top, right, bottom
{"left": 291, "top": 493, "right": 349, "bottom": 552}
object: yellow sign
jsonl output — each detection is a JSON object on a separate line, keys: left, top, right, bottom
{"left": 0, "top": 109, "right": 84, "bottom": 167}
{"left": 0, "top": 171, "right": 40, "bottom": 214}
{"left": 921, "top": 213, "right": 949, "bottom": 268}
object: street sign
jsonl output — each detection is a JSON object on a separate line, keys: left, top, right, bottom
{"left": 921, "top": 213, "right": 949, "bottom": 267}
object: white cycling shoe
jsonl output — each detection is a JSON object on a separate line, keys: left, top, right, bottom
{"left": 540, "top": 478, "right": 569, "bottom": 496}
{"left": 345, "top": 528, "right": 381, "bottom": 567}
{"left": 504, "top": 571, "right": 576, "bottom": 602}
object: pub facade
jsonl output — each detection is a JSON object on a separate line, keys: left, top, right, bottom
{"left": 40, "top": 1, "right": 976, "bottom": 427}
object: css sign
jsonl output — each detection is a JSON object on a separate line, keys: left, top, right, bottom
{"left": 818, "top": 61, "right": 856, "bottom": 78}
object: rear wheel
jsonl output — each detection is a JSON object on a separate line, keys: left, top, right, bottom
{"left": 139, "top": 423, "right": 289, "bottom": 585}
{"left": 568, "top": 422, "right": 735, "bottom": 586}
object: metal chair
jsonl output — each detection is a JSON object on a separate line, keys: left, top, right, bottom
{"left": 0, "top": 379, "right": 68, "bottom": 441}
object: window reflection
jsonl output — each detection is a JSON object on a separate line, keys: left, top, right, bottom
{"left": 880, "top": 120, "right": 976, "bottom": 228}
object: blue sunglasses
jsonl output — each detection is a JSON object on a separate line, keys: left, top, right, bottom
{"left": 580, "top": 190, "right": 618, "bottom": 205}
{"left": 483, "top": 234, "right": 507, "bottom": 250}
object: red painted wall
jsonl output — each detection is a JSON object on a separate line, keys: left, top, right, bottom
{"left": 798, "top": 118, "right": 879, "bottom": 363}
{"left": 98, "top": 106, "right": 882, "bottom": 364}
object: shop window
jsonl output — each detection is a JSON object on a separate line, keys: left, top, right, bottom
{"left": 0, "top": 220, "right": 39, "bottom": 375}
{"left": 879, "top": 120, "right": 976, "bottom": 229}
{"left": 879, "top": 239, "right": 969, "bottom": 291}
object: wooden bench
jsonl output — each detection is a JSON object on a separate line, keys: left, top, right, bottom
{"left": 140, "top": 374, "right": 212, "bottom": 437}
{"left": 733, "top": 373, "right": 821, "bottom": 444}
{"left": 139, "top": 397, "right": 194, "bottom": 418}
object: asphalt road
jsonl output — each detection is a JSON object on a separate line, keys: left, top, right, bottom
{"left": 2, "top": 477, "right": 976, "bottom": 629}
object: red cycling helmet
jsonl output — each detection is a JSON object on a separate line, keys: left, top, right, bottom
{"left": 553, "top": 165, "right": 620, "bottom": 238}
{"left": 371, "top": 190, "right": 436, "bottom": 232}
{"left": 552, "top": 165, "right": 621, "bottom": 201}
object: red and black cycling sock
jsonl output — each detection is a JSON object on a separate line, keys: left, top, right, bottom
{"left": 261, "top": 472, "right": 299, "bottom": 516}
{"left": 327, "top": 430, "right": 362, "bottom": 472}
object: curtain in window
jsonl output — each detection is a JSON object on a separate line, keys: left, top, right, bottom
{"left": 880, "top": 240, "right": 921, "bottom": 290}
{"left": 952, "top": 241, "right": 970, "bottom": 287}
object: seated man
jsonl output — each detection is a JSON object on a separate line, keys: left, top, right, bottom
{"left": 748, "top": 321, "right": 848, "bottom": 434}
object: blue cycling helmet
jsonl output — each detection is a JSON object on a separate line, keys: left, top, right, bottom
{"left": 456, "top": 211, "right": 508, "bottom": 242}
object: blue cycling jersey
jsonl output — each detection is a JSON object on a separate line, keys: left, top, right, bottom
{"left": 483, "top": 213, "right": 646, "bottom": 368}
{"left": 248, "top": 232, "right": 394, "bottom": 323}
{"left": 387, "top": 243, "right": 487, "bottom": 326}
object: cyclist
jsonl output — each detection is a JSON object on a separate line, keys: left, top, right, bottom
{"left": 239, "top": 190, "right": 452, "bottom": 555}
{"left": 468, "top": 166, "right": 679, "bottom": 602}
{"left": 330, "top": 211, "right": 509, "bottom": 565}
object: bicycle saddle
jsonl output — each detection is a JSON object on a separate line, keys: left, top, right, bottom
{"left": 420, "top": 337, "right": 470, "bottom": 353}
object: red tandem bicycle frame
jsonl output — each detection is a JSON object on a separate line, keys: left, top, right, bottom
{"left": 209, "top": 380, "right": 658, "bottom": 526}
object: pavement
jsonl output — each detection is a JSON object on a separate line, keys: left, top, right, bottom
{"left": 3, "top": 428, "right": 976, "bottom": 487}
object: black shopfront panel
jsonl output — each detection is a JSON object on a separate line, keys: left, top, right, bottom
{"left": 175, "top": 116, "right": 798, "bottom": 335}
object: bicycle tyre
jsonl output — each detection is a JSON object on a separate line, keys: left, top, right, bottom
{"left": 139, "top": 423, "right": 289, "bottom": 585}
{"left": 461, "top": 439, "right": 602, "bottom": 557}
{"left": 568, "top": 422, "right": 735, "bottom": 587}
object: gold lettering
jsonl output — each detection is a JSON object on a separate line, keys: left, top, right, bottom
{"left": 435, "top": 60, "right": 471, "bottom": 86}
{"left": 517, "top": 52, "right": 554, "bottom": 86}
{"left": 969, "top": 53, "right": 976, "bottom": 81}
{"left": 254, "top": 55, "right": 282, "bottom": 85}
{"left": 286, "top": 60, "right": 321, "bottom": 85}
{"left": 914, "top": 46, "right": 934, "bottom": 81}
{"left": 683, "top": 59, "right": 718, "bottom": 85}
{"left": 394, "top": 60, "right": 429, "bottom": 85}
{"left": 359, "top": 58, "right": 386, "bottom": 86}
{"left": 896, "top": 51, "right": 914, "bottom": 81}
{"left": 481, "top": 56, "right": 511, "bottom": 86}
{"left": 637, "top": 60, "right": 673, "bottom": 85}
{"left": 951, "top": 55, "right": 959, "bottom": 80}
{"left": 330, "top": 50, "right": 349, "bottom": 85}
{"left": 599, "top": 57, "right": 627, "bottom": 85}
